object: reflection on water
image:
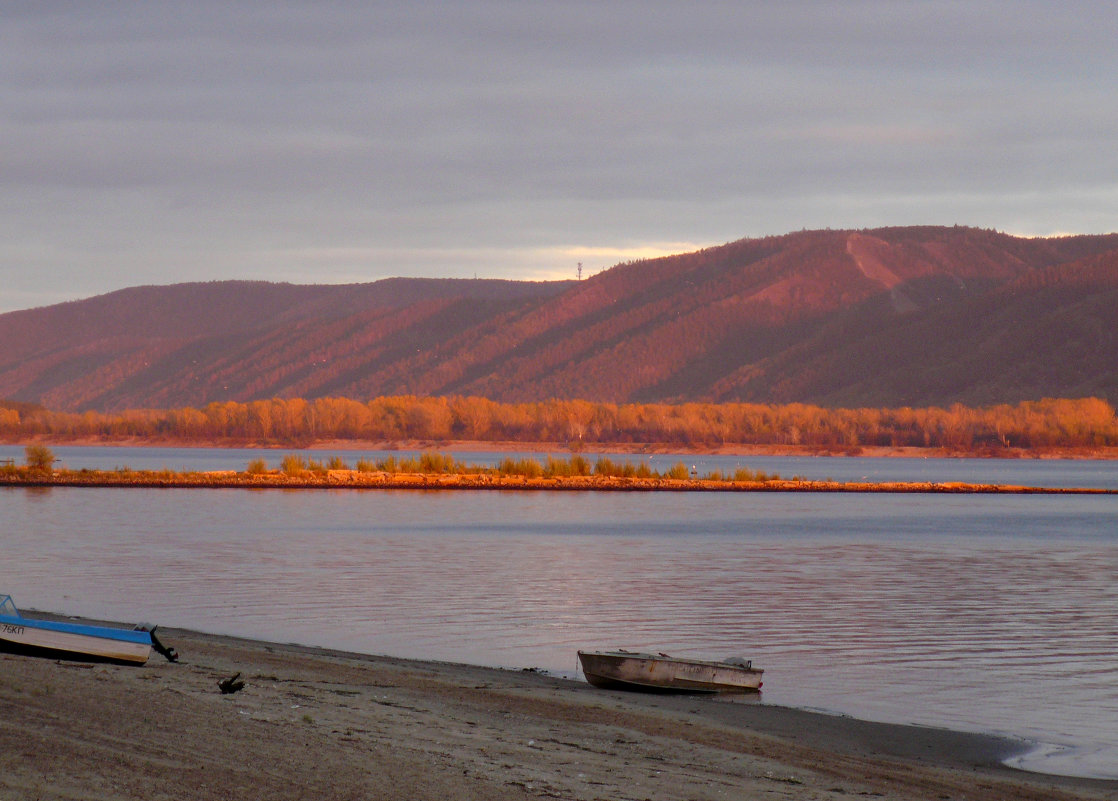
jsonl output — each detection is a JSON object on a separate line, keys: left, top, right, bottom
{"left": 3, "top": 485, "right": 1117, "bottom": 778}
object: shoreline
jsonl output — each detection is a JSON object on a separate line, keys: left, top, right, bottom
{"left": 5, "top": 435, "right": 1118, "bottom": 460}
{"left": 3, "top": 622, "right": 1115, "bottom": 801}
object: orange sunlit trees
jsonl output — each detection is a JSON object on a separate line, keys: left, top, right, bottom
{"left": 4, "top": 396, "right": 1116, "bottom": 451}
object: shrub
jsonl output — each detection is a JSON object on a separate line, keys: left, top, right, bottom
{"left": 355, "top": 458, "right": 375, "bottom": 472}
{"left": 397, "top": 456, "right": 421, "bottom": 473}
{"left": 594, "top": 457, "right": 647, "bottom": 478}
{"left": 593, "top": 457, "right": 618, "bottom": 477}
{"left": 246, "top": 458, "right": 269, "bottom": 475}
{"left": 498, "top": 457, "right": 542, "bottom": 477}
{"left": 25, "top": 444, "right": 55, "bottom": 473}
{"left": 306, "top": 458, "right": 327, "bottom": 475}
{"left": 327, "top": 455, "right": 349, "bottom": 471}
{"left": 666, "top": 462, "right": 690, "bottom": 480}
{"left": 281, "top": 454, "right": 307, "bottom": 476}
{"left": 726, "top": 466, "right": 778, "bottom": 482}
{"left": 543, "top": 454, "right": 594, "bottom": 477}
{"left": 419, "top": 452, "right": 458, "bottom": 474}
{"left": 543, "top": 455, "right": 571, "bottom": 477}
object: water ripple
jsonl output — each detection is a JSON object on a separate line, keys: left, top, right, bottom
{"left": 3, "top": 484, "right": 1116, "bottom": 777}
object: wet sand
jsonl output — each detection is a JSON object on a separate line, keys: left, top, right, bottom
{"left": 1, "top": 627, "right": 1115, "bottom": 801}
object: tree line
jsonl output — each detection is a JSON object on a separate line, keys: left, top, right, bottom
{"left": 3, "top": 395, "right": 1116, "bottom": 451}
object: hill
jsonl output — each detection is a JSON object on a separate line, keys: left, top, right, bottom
{"left": 1, "top": 226, "right": 1116, "bottom": 412}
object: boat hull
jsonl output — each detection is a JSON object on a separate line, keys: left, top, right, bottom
{"left": 578, "top": 650, "right": 762, "bottom": 694}
{"left": 0, "top": 615, "right": 152, "bottom": 665}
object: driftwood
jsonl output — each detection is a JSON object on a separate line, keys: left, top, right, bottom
{"left": 148, "top": 628, "right": 179, "bottom": 662}
{"left": 218, "top": 672, "right": 245, "bottom": 694}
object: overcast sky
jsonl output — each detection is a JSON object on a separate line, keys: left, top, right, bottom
{"left": 2, "top": 1, "right": 1116, "bottom": 312}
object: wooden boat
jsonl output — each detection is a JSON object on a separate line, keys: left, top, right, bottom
{"left": 0, "top": 595, "right": 153, "bottom": 665}
{"left": 578, "top": 649, "right": 763, "bottom": 693}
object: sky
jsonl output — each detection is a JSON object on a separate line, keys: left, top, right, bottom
{"left": 2, "top": 1, "right": 1117, "bottom": 313}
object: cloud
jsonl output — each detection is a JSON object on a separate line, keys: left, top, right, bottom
{"left": 1, "top": 1, "right": 1116, "bottom": 312}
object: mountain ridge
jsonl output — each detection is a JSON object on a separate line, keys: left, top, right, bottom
{"left": 2, "top": 226, "right": 1116, "bottom": 412}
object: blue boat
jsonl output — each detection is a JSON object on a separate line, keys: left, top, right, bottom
{"left": 0, "top": 595, "right": 155, "bottom": 664}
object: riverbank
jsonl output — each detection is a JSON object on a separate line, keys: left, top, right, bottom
{"left": 2, "top": 625, "right": 1114, "bottom": 801}
{"left": 6, "top": 434, "right": 1118, "bottom": 459}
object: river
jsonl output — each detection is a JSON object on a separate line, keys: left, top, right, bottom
{"left": 2, "top": 446, "right": 1116, "bottom": 778}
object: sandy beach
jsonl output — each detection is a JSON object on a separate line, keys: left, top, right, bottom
{"left": 2, "top": 627, "right": 1115, "bottom": 801}
{"left": 8, "top": 435, "right": 1118, "bottom": 460}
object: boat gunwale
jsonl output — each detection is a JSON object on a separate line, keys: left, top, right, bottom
{"left": 577, "top": 649, "right": 763, "bottom": 694}
{"left": 0, "top": 613, "right": 153, "bottom": 645}
{"left": 578, "top": 649, "right": 764, "bottom": 675}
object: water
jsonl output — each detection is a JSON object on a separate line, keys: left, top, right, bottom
{"left": 2, "top": 447, "right": 1117, "bottom": 779}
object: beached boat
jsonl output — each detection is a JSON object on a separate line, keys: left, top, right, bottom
{"left": 578, "top": 649, "right": 763, "bottom": 693}
{"left": 0, "top": 595, "right": 153, "bottom": 665}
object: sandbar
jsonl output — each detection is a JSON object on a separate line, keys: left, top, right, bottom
{"left": 1, "top": 626, "right": 1114, "bottom": 800}
{"left": 2, "top": 468, "right": 1115, "bottom": 494}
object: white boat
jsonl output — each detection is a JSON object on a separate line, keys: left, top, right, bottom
{"left": 0, "top": 595, "right": 153, "bottom": 665}
{"left": 578, "top": 649, "right": 763, "bottom": 693}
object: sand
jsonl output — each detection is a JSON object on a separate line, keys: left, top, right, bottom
{"left": 1, "top": 628, "right": 1114, "bottom": 801}
{"left": 9, "top": 435, "right": 1118, "bottom": 460}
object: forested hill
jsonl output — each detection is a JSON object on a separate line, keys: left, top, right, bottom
{"left": 2, "top": 226, "right": 1117, "bottom": 412}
